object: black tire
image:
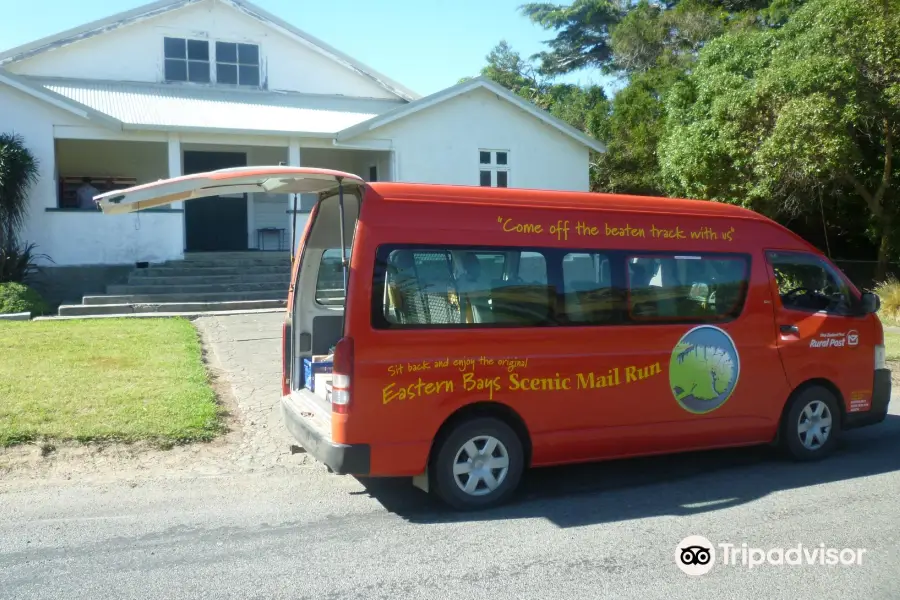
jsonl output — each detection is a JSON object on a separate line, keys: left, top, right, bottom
{"left": 430, "top": 417, "right": 524, "bottom": 510}
{"left": 779, "top": 385, "right": 842, "bottom": 461}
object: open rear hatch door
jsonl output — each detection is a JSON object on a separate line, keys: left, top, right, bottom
{"left": 95, "top": 165, "right": 365, "bottom": 214}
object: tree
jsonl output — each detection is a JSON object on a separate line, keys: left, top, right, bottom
{"left": 0, "top": 133, "right": 39, "bottom": 249}
{"left": 519, "top": 0, "right": 631, "bottom": 76}
{"left": 660, "top": 0, "right": 900, "bottom": 280}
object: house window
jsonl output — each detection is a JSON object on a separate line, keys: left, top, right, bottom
{"left": 369, "top": 165, "right": 378, "bottom": 182}
{"left": 215, "top": 41, "right": 260, "bottom": 86}
{"left": 164, "top": 37, "right": 210, "bottom": 83}
{"left": 479, "top": 150, "right": 509, "bottom": 188}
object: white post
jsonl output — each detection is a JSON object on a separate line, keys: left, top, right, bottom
{"left": 288, "top": 138, "right": 302, "bottom": 253}
{"left": 167, "top": 133, "right": 185, "bottom": 256}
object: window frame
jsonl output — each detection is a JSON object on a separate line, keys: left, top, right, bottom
{"left": 624, "top": 251, "right": 752, "bottom": 324}
{"left": 765, "top": 250, "right": 861, "bottom": 317}
{"left": 369, "top": 244, "right": 753, "bottom": 330}
{"left": 314, "top": 248, "right": 347, "bottom": 307}
{"left": 214, "top": 40, "right": 261, "bottom": 87}
{"left": 371, "top": 243, "right": 557, "bottom": 330}
{"left": 163, "top": 36, "right": 211, "bottom": 84}
{"left": 478, "top": 149, "right": 510, "bottom": 188}
{"left": 161, "top": 35, "right": 262, "bottom": 88}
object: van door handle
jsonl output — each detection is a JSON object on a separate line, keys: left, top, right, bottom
{"left": 780, "top": 324, "right": 799, "bottom": 334}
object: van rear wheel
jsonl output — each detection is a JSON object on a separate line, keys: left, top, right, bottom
{"left": 780, "top": 385, "right": 841, "bottom": 461}
{"left": 431, "top": 417, "right": 524, "bottom": 510}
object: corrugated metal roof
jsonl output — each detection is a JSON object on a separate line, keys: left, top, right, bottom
{"left": 35, "top": 78, "right": 397, "bottom": 135}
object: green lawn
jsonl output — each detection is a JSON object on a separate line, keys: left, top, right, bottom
{"left": 885, "top": 329, "right": 900, "bottom": 362}
{"left": 0, "top": 318, "right": 222, "bottom": 447}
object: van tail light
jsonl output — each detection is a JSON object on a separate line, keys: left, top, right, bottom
{"left": 873, "top": 309, "right": 885, "bottom": 370}
{"left": 331, "top": 336, "right": 354, "bottom": 414}
{"left": 281, "top": 320, "right": 291, "bottom": 397}
{"left": 875, "top": 345, "right": 886, "bottom": 370}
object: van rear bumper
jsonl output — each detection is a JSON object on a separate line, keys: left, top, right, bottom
{"left": 280, "top": 395, "right": 370, "bottom": 475}
{"left": 843, "top": 368, "right": 892, "bottom": 430}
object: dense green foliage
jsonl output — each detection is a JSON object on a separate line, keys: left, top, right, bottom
{"left": 0, "top": 282, "right": 48, "bottom": 316}
{"left": 0, "top": 133, "right": 44, "bottom": 284}
{"left": 470, "top": 0, "right": 898, "bottom": 282}
{"left": 0, "top": 133, "right": 39, "bottom": 249}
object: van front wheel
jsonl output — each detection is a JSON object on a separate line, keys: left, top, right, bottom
{"left": 780, "top": 386, "right": 841, "bottom": 461}
{"left": 431, "top": 417, "right": 524, "bottom": 510}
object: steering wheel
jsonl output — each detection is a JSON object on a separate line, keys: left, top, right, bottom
{"left": 783, "top": 287, "right": 814, "bottom": 299}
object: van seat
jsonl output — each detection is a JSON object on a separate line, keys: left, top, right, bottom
{"left": 386, "top": 250, "right": 462, "bottom": 326}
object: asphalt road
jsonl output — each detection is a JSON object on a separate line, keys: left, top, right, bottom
{"left": 3, "top": 406, "right": 900, "bottom": 600}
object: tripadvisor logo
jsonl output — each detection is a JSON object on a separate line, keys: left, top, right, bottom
{"left": 670, "top": 325, "right": 740, "bottom": 414}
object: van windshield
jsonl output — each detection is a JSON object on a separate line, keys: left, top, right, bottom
{"left": 315, "top": 248, "right": 346, "bottom": 307}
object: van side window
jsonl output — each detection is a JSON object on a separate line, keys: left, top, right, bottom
{"left": 561, "top": 252, "right": 624, "bottom": 324}
{"left": 373, "top": 246, "right": 555, "bottom": 328}
{"left": 315, "top": 248, "right": 345, "bottom": 306}
{"left": 626, "top": 254, "right": 749, "bottom": 321}
{"left": 767, "top": 251, "right": 856, "bottom": 315}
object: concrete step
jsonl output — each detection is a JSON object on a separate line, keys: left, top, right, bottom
{"left": 181, "top": 251, "right": 291, "bottom": 261}
{"left": 132, "top": 265, "right": 288, "bottom": 277}
{"left": 58, "top": 299, "right": 286, "bottom": 317}
{"left": 108, "top": 282, "right": 289, "bottom": 295}
{"left": 127, "top": 273, "right": 290, "bottom": 286}
{"left": 83, "top": 290, "right": 287, "bottom": 305}
{"left": 159, "top": 258, "right": 292, "bottom": 268}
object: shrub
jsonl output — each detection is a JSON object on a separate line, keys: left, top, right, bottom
{"left": 0, "top": 241, "right": 49, "bottom": 284}
{"left": 0, "top": 132, "right": 40, "bottom": 249}
{"left": 0, "top": 281, "right": 49, "bottom": 316}
{"left": 874, "top": 277, "right": 900, "bottom": 325}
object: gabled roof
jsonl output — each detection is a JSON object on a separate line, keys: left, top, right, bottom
{"left": 1, "top": 72, "right": 402, "bottom": 136}
{"left": 336, "top": 76, "right": 607, "bottom": 153}
{"left": 0, "top": 69, "right": 122, "bottom": 128}
{"left": 0, "top": 0, "right": 420, "bottom": 102}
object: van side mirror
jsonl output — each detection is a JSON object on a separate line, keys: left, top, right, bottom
{"left": 860, "top": 292, "right": 880, "bottom": 314}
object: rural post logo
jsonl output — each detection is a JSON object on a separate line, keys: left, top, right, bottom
{"left": 676, "top": 535, "right": 716, "bottom": 576}
{"left": 670, "top": 325, "right": 740, "bottom": 414}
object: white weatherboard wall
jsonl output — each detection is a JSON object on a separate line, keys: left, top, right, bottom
{"left": 356, "top": 87, "right": 591, "bottom": 192}
{"left": 0, "top": 86, "right": 184, "bottom": 266}
{"left": 7, "top": 0, "right": 397, "bottom": 99}
{"left": 42, "top": 211, "right": 184, "bottom": 266}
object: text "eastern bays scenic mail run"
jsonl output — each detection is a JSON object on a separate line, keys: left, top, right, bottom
{"left": 381, "top": 360, "right": 663, "bottom": 404}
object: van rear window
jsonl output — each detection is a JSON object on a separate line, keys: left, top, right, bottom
{"left": 315, "top": 248, "right": 346, "bottom": 306}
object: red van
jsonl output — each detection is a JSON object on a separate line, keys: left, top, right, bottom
{"left": 97, "top": 166, "right": 891, "bottom": 510}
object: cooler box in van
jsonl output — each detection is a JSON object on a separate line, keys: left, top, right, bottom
{"left": 303, "top": 356, "right": 333, "bottom": 392}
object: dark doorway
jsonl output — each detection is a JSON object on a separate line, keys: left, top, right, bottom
{"left": 183, "top": 151, "right": 248, "bottom": 252}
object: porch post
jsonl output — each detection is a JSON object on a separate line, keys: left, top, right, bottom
{"left": 288, "top": 138, "right": 301, "bottom": 254}
{"left": 167, "top": 133, "right": 185, "bottom": 254}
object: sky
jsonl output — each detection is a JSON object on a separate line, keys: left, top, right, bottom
{"left": 0, "top": 0, "right": 619, "bottom": 98}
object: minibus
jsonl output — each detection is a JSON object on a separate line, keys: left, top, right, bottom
{"left": 97, "top": 166, "right": 892, "bottom": 510}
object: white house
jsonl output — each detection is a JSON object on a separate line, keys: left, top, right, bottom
{"left": 0, "top": 0, "right": 605, "bottom": 310}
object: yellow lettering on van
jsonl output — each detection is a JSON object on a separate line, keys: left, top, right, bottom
{"left": 508, "top": 373, "right": 572, "bottom": 392}
{"left": 625, "top": 362, "right": 662, "bottom": 383}
{"left": 462, "top": 372, "right": 502, "bottom": 400}
{"left": 576, "top": 368, "right": 621, "bottom": 389}
{"left": 382, "top": 378, "right": 454, "bottom": 405}
{"left": 690, "top": 226, "right": 718, "bottom": 241}
{"left": 498, "top": 216, "right": 544, "bottom": 235}
{"left": 604, "top": 223, "right": 646, "bottom": 238}
{"left": 650, "top": 224, "right": 686, "bottom": 240}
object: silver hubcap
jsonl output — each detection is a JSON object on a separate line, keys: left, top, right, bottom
{"left": 798, "top": 400, "right": 833, "bottom": 450}
{"left": 452, "top": 435, "right": 510, "bottom": 496}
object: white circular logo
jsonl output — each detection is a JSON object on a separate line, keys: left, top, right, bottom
{"left": 676, "top": 535, "right": 716, "bottom": 576}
